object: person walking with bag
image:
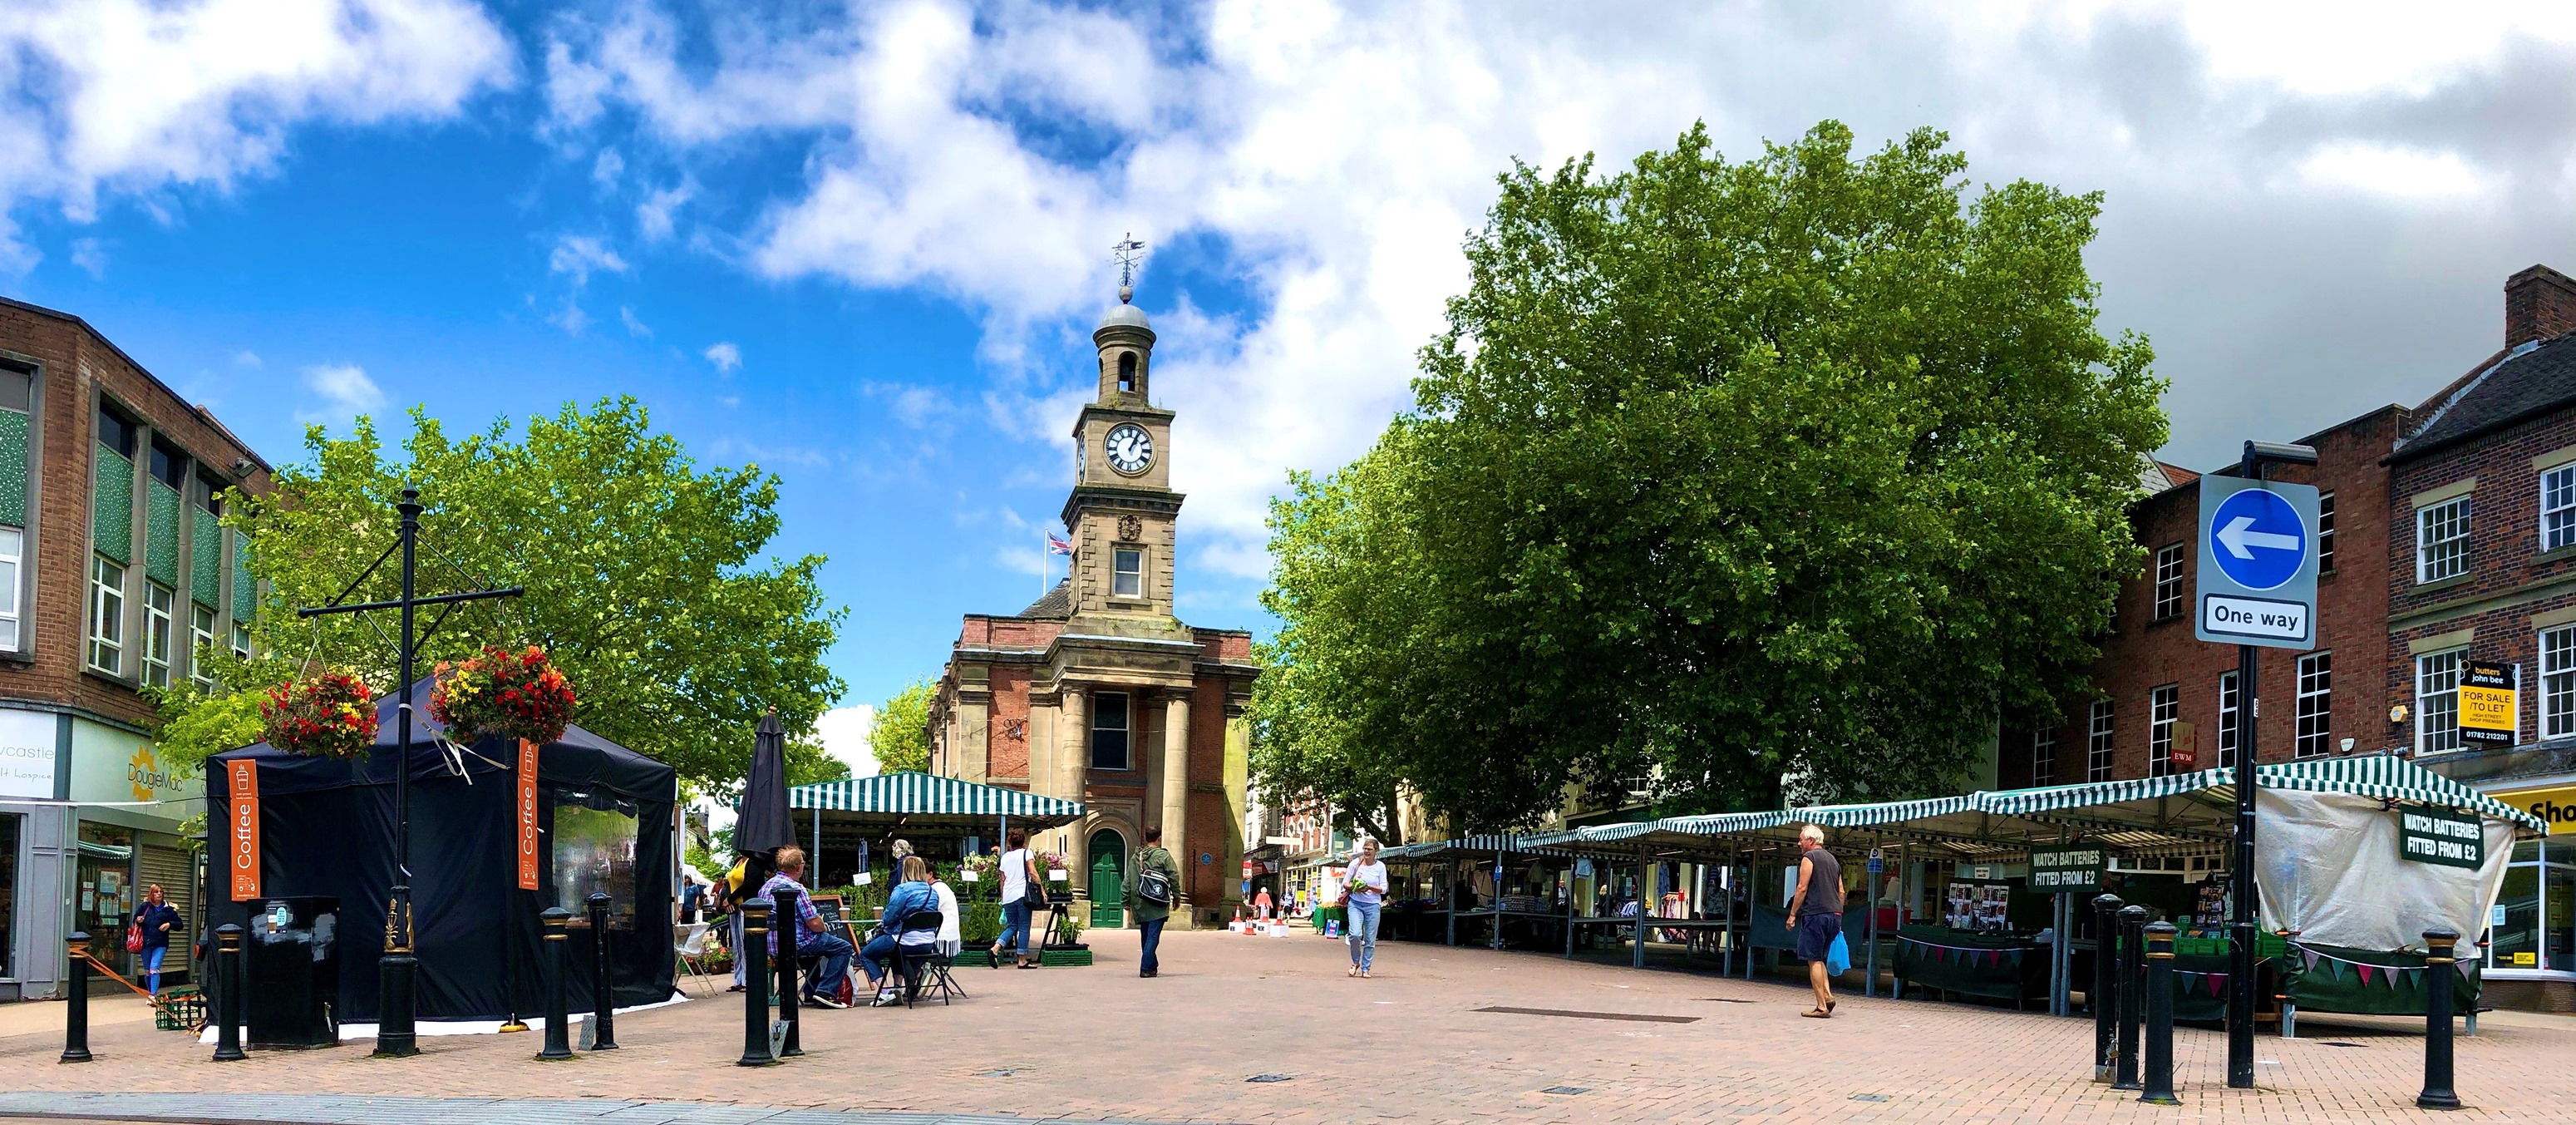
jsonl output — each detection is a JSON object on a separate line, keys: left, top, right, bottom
{"left": 1342, "top": 838, "right": 1390, "bottom": 978}
{"left": 992, "top": 829, "right": 1040, "bottom": 969}
{"left": 1783, "top": 824, "right": 1844, "bottom": 1018}
{"left": 1128, "top": 826, "right": 1182, "bottom": 978}
{"left": 132, "top": 884, "right": 182, "bottom": 996}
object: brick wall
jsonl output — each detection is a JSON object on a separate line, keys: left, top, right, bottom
{"left": 988, "top": 664, "right": 1031, "bottom": 777}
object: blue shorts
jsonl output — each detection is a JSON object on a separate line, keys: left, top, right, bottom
{"left": 1795, "top": 912, "right": 1842, "bottom": 962}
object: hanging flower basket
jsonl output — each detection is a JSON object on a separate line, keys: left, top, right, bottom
{"left": 431, "top": 645, "right": 576, "bottom": 747}
{"left": 261, "top": 672, "right": 380, "bottom": 760}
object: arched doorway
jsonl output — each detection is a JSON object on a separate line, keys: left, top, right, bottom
{"left": 1088, "top": 829, "right": 1128, "bottom": 928}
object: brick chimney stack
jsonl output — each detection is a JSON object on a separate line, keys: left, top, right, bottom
{"left": 2505, "top": 264, "right": 2576, "bottom": 349}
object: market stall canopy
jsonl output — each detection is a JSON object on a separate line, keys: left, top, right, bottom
{"left": 787, "top": 771, "right": 1083, "bottom": 832}
{"left": 1378, "top": 834, "right": 1569, "bottom": 862}
{"left": 1976, "top": 757, "right": 2548, "bottom": 837}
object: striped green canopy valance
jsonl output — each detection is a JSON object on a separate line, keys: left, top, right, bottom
{"left": 1379, "top": 833, "right": 1569, "bottom": 862}
{"left": 787, "top": 771, "right": 1084, "bottom": 830}
{"left": 1976, "top": 757, "right": 2546, "bottom": 832}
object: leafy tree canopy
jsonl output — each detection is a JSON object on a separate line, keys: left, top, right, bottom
{"left": 157, "top": 398, "right": 850, "bottom": 792}
{"left": 1254, "top": 121, "right": 2165, "bottom": 832}
{"left": 868, "top": 678, "right": 936, "bottom": 775}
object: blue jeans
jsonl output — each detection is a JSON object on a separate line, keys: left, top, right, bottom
{"left": 800, "top": 933, "right": 854, "bottom": 1000}
{"left": 142, "top": 945, "right": 167, "bottom": 994}
{"left": 1346, "top": 900, "right": 1382, "bottom": 971}
{"left": 1000, "top": 900, "right": 1032, "bottom": 958}
{"left": 1139, "top": 915, "right": 1166, "bottom": 975}
{"left": 859, "top": 933, "right": 900, "bottom": 988}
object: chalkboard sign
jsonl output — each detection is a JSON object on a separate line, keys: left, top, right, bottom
{"left": 810, "top": 895, "right": 861, "bottom": 944}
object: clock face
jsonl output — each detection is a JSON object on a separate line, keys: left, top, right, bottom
{"left": 1104, "top": 422, "right": 1154, "bottom": 476}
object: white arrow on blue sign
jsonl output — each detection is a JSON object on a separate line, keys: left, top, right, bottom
{"left": 2195, "top": 476, "right": 2321, "bottom": 649}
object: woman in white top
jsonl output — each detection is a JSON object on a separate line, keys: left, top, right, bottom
{"left": 1342, "top": 838, "right": 1391, "bottom": 978}
{"left": 992, "top": 829, "right": 1037, "bottom": 969}
{"left": 931, "top": 869, "right": 963, "bottom": 957}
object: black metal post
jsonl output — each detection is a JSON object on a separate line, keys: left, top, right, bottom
{"left": 584, "top": 893, "right": 618, "bottom": 1051}
{"left": 538, "top": 907, "right": 574, "bottom": 1060}
{"left": 60, "top": 931, "right": 91, "bottom": 1063}
{"left": 213, "top": 925, "right": 244, "bottom": 1062}
{"left": 771, "top": 885, "right": 802, "bottom": 1058}
{"left": 2420, "top": 928, "right": 2461, "bottom": 1110}
{"left": 737, "top": 898, "right": 775, "bottom": 1067}
{"left": 2114, "top": 905, "right": 2146, "bottom": 1090}
{"left": 2091, "top": 893, "right": 2120, "bottom": 1082}
{"left": 2230, "top": 639, "right": 2259, "bottom": 1090}
{"left": 2141, "top": 921, "right": 2180, "bottom": 1106}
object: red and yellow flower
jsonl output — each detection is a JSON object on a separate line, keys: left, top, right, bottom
{"left": 431, "top": 645, "right": 576, "bottom": 746}
{"left": 260, "top": 672, "right": 380, "bottom": 760}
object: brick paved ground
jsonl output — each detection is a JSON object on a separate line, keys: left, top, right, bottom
{"left": 1, "top": 929, "right": 2569, "bottom": 1123}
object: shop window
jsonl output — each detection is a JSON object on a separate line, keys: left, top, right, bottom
{"left": 1112, "top": 548, "right": 1144, "bottom": 599}
{"left": 553, "top": 788, "right": 639, "bottom": 926}
{"left": 2152, "top": 545, "right": 2184, "bottom": 620}
{"left": 1090, "top": 691, "right": 1130, "bottom": 770}
{"left": 2317, "top": 491, "right": 2336, "bottom": 572}
{"left": 2217, "top": 671, "right": 2239, "bottom": 767}
{"left": 2490, "top": 840, "right": 2545, "bottom": 970}
{"left": 2148, "top": 684, "right": 2179, "bottom": 775}
{"left": 2086, "top": 700, "right": 2114, "bottom": 782}
{"left": 2295, "top": 651, "right": 2332, "bottom": 758}
{"left": 2548, "top": 466, "right": 2576, "bottom": 554}
{"left": 2547, "top": 625, "right": 2576, "bottom": 741}
{"left": 142, "top": 582, "right": 174, "bottom": 688}
{"left": 88, "top": 555, "right": 124, "bottom": 674}
{"left": 190, "top": 604, "right": 217, "bottom": 688}
{"left": 2029, "top": 728, "right": 2056, "bottom": 787}
{"left": 76, "top": 822, "right": 135, "bottom": 980}
{"left": 2416, "top": 648, "right": 2465, "bottom": 755}
{"left": 2418, "top": 495, "right": 2470, "bottom": 584}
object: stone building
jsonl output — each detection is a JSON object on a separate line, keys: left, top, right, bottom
{"left": 0, "top": 296, "right": 274, "bottom": 1000}
{"left": 928, "top": 294, "right": 1258, "bottom": 930}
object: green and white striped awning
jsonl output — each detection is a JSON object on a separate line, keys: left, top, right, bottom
{"left": 787, "top": 771, "right": 1085, "bottom": 830}
{"left": 1975, "top": 757, "right": 2546, "bottom": 833}
{"left": 1378, "top": 834, "right": 1568, "bottom": 862}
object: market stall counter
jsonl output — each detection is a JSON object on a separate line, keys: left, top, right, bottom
{"left": 1892, "top": 925, "right": 2050, "bottom": 1006}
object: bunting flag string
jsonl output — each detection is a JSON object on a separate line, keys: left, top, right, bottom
{"left": 2286, "top": 942, "right": 2475, "bottom": 990}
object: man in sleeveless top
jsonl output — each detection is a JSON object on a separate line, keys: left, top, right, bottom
{"left": 1784, "top": 824, "right": 1844, "bottom": 1018}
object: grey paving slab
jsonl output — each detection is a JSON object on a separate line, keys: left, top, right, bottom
{"left": 0, "top": 1093, "right": 1197, "bottom": 1125}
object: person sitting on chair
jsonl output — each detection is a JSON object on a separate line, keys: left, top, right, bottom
{"left": 760, "top": 846, "right": 854, "bottom": 1009}
{"left": 859, "top": 856, "right": 940, "bottom": 1007}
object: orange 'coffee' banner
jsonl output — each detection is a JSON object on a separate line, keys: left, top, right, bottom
{"left": 517, "top": 738, "right": 541, "bottom": 891}
{"left": 227, "top": 760, "right": 261, "bottom": 900}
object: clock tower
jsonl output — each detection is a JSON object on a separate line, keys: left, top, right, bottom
{"left": 1061, "top": 294, "right": 1185, "bottom": 632}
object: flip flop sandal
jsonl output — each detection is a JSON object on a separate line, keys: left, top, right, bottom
{"left": 1826, "top": 999, "right": 1837, "bottom": 1014}
{"left": 1802, "top": 1009, "right": 1832, "bottom": 1019}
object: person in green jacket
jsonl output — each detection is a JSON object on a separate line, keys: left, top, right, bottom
{"left": 1127, "top": 826, "right": 1184, "bottom": 978}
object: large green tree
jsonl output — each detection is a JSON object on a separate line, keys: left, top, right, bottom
{"left": 867, "top": 678, "right": 935, "bottom": 775}
{"left": 155, "top": 398, "right": 849, "bottom": 791}
{"left": 1254, "top": 121, "right": 2166, "bottom": 832}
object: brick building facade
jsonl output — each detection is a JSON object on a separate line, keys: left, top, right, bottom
{"left": 0, "top": 297, "right": 274, "bottom": 1001}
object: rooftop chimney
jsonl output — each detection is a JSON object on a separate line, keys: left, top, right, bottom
{"left": 2505, "top": 264, "right": 2576, "bottom": 349}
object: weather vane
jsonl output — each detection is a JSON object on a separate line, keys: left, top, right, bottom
{"left": 1112, "top": 233, "right": 1145, "bottom": 303}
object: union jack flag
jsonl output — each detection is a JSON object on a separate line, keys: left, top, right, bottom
{"left": 1047, "top": 530, "right": 1073, "bottom": 555}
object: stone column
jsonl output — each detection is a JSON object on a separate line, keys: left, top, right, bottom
{"left": 1163, "top": 694, "right": 1191, "bottom": 925}
{"left": 1059, "top": 688, "right": 1089, "bottom": 905}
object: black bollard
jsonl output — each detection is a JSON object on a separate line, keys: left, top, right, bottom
{"left": 61, "top": 931, "right": 91, "bottom": 1063}
{"left": 771, "top": 885, "right": 802, "bottom": 1058}
{"left": 584, "top": 893, "right": 619, "bottom": 1051}
{"left": 2091, "top": 894, "right": 2121, "bottom": 1082}
{"left": 737, "top": 898, "right": 776, "bottom": 1067}
{"left": 538, "top": 907, "right": 574, "bottom": 1060}
{"left": 212, "top": 925, "right": 245, "bottom": 1062}
{"left": 2140, "top": 921, "right": 2179, "bottom": 1106}
{"left": 2419, "top": 928, "right": 2461, "bottom": 1111}
{"left": 2113, "top": 905, "right": 2147, "bottom": 1091}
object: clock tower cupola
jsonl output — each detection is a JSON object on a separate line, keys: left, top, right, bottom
{"left": 1063, "top": 234, "right": 1184, "bottom": 625}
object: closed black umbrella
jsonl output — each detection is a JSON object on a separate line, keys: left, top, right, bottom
{"left": 735, "top": 711, "right": 796, "bottom": 861}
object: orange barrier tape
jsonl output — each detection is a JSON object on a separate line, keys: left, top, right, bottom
{"left": 75, "top": 950, "right": 200, "bottom": 1031}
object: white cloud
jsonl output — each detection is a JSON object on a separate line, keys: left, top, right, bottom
{"left": 296, "top": 361, "right": 384, "bottom": 424}
{"left": 702, "top": 341, "right": 741, "bottom": 373}
{"left": 547, "top": 234, "right": 628, "bottom": 286}
{"left": 66, "top": 237, "right": 106, "bottom": 278}
{"left": 546, "top": 299, "right": 591, "bottom": 335}
{"left": 0, "top": 0, "right": 514, "bottom": 267}
{"left": 637, "top": 180, "right": 692, "bottom": 241}
{"left": 231, "top": 349, "right": 261, "bottom": 368}
{"left": 618, "top": 304, "right": 652, "bottom": 337}
{"left": 815, "top": 704, "right": 878, "bottom": 777}
{"left": 591, "top": 146, "right": 624, "bottom": 186}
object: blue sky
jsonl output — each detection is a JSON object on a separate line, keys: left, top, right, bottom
{"left": 8, "top": 2, "right": 2576, "bottom": 763}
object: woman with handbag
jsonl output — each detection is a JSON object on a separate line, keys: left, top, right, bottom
{"left": 992, "top": 829, "right": 1041, "bottom": 969}
{"left": 132, "top": 884, "right": 183, "bottom": 997}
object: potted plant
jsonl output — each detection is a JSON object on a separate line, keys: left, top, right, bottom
{"left": 431, "top": 645, "right": 576, "bottom": 746}
{"left": 260, "top": 671, "right": 379, "bottom": 760}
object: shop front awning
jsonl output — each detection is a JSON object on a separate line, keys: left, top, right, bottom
{"left": 1379, "top": 833, "right": 1569, "bottom": 863}
{"left": 786, "top": 771, "right": 1085, "bottom": 832}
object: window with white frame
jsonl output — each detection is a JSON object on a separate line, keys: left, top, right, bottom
{"left": 141, "top": 582, "right": 173, "bottom": 688}
{"left": 2217, "top": 671, "right": 2240, "bottom": 768}
{"left": 2295, "top": 651, "right": 2332, "bottom": 758}
{"left": 2317, "top": 491, "right": 2337, "bottom": 572}
{"left": 2417, "top": 648, "right": 2466, "bottom": 755}
{"left": 2149, "top": 685, "right": 2179, "bottom": 775}
{"left": 0, "top": 527, "right": 22, "bottom": 651}
{"left": 190, "top": 604, "right": 217, "bottom": 688}
{"left": 1090, "top": 691, "right": 1131, "bottom": 770}
{"left": 2548, "top": 465, "right": 2576, "bottom": 554}
{"left": 2153, "top": 545, "right": 2185, "bottom": 620}
{"left": 2545, "top": 625, "right": 2576, "bottom": 741}
{"left": 1112, "top": 548, "right": 1144, "bottom": 599}
{"left": 88, "top": 555, "right": 124, "bottom": 674}
{"left": 229, "top": 623, "right": 250, "bottom": 660}
{"left": 2418, "top": 495, "right": 2470, "bottom": 584}
{"left": 2087, "top": 701, "right": 2115, "bottom": 782}
{"left": 2030, "top": 728, "right": 2056, "bottom": 787}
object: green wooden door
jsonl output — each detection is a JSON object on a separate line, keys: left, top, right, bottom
{"left": 1089, "top": 831, "right": 1126, "bottom": 928}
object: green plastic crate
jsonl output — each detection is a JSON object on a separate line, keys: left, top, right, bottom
{"left": 154, "top": 987, "right": 203, "bottom": 1032}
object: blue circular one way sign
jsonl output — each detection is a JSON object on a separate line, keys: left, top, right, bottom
{"left": 2207, "top": 488, "right": 2308, "bottom": 591}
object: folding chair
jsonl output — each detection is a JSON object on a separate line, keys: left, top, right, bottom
{"left": 890, "top": 910, "right": 946, "bottom": 1008}
{"left": 672, "top": 923, "right": 716, "bottom": 997}
{"left": 924, "top": 933, "right": 970, "bottom": 1002}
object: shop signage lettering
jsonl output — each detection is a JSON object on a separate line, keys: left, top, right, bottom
{"left": 227, "top": 760, "right": 261, "bottom": 900}
{"left": 516, "top": 738, "right": 541, "bottom": 891}
{"left": 2397, "top": 804, "right": 2484, "bottom": 869}
{"left": 2029, "top": 846, "right": 2107, "bottom": 891}
{"left": 2459, "top": 663, "right": 2518, "bottom": 746}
